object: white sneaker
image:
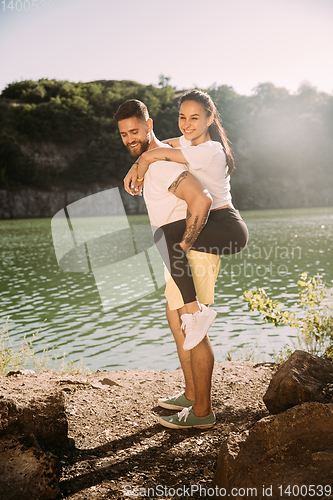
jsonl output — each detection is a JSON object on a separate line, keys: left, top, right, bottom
{"left": 181, "top": 304, "right": 217, "bottom": 351}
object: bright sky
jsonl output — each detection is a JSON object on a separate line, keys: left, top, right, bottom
{"left": 0, "top": 0, "right": 332, "bottom": 95}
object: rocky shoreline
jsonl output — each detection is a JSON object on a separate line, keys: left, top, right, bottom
{"left": 1, "top": 351, "right": 333, "bottom": 500}
{"left": 0, "top": 185, "right": 146, "bottom": 219}
{"left": 1, "top": 182, "right": 333, "bottom": 220}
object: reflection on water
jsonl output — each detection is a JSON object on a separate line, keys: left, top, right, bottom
{"left": 0, "top": 207, "right": 332, "bottom": 370}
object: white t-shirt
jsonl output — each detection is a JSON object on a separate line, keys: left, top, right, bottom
{"left": 143, "top": 161, "right": 188, "bottom": 231}
{"left": 179, "top": 135, "right": 232, "bottom": 209}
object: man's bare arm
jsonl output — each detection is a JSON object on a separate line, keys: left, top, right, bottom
{"left": 168, "top": 171, "right": 212, "bottom": 253}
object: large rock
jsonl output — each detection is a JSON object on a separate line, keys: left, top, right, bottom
{"left": 0, "top": 389, "right": 70, "bottom": 499}
{"left": 263, "top": 350, "right": 333, "bottom": 414}
{"left": 213, "top": 402, "right": 333, "bottom": 500}
{"left": 0, "top": 437, "right": 60, "bottom": 500}
{"left": 0, "top": 390, "right": 69, "bottom": 453}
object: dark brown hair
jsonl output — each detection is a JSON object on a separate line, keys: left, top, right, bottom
{"left": 179, "top": 90, "right": 235, "bottom": 175}
{"left": 113, "top": 99, "right": 149, "bottom": 122}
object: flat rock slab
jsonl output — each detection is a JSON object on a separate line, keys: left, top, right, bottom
{"left": 213, "top": 401, "right": 333, "bottom": 500}
{"left": 264, "top": 350, "right": 333, "bottom": 414}
{"left": 0, "top": 437, "right": 60, "bottom": 500}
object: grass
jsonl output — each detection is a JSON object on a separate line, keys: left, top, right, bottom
{"left": 0, "top": 316, "right": 89, "bottom": 376}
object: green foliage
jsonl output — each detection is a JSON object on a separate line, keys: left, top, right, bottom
{"left": 63, "top": 129, "right": 133, "bottom": 183}
{"left": 244, "top": 273, "right": 333, "bottom": 360}
{"left": 0, "top": 317, "right": 88, "bottom": 375}
{"left": 243, "top": 288, "right": 298, "bottom": 328}
{"left": 0, "top": 78, "right": 333, "bottom": 196}
{"left": 0, "top": 133, "right": 42, "bottom": 188}
{"left": 0, "top": 78, "right": 180, "bottom": 187}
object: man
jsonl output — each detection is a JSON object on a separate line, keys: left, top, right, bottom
{"left": 114, "top": 99, "right": 220, "bottom": 429}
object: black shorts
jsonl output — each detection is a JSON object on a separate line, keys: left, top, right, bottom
{"left": 154, "top": 207, "right": 248, "bottom": 304}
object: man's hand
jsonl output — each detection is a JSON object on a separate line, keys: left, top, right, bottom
{"left": 168, "top": 171, "right": 212, "bottom": 253}
{"left": 123, "top": 162, "right": 141, "bottom": 195}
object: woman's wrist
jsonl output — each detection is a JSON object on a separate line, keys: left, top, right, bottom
{"left": 137, "top": 155, "right": 150, "bottom": 181}
{"left": 138, "top": 151, "right": 146, "bottom": 162}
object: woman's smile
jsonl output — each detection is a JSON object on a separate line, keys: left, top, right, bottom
{"left": 179, "top": 100, "right": 212, "bottom": 145}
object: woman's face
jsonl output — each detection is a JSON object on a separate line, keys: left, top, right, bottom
{"left": 178, "top": 100, "right": 213, "bottom": 145}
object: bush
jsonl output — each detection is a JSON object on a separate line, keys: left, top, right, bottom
{"left": 14, "top": 97, "right": 96, "bottom": 143}
{"left": 243, "top": 273, "right": 333, "bottom": 361}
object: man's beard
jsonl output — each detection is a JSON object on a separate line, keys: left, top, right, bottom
{"left": 126, "top": 137, "right": 150, "bottom": 157}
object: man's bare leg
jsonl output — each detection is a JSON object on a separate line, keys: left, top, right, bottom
{"left": 166, "top": 302, "right": 195, "bottom": 401}
{"left": 191, "top": 335, "right": 214, "bottom": 417}
{"left": 166, "top": 302, "right": 214, "bottom": 415}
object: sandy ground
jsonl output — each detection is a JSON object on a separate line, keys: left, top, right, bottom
{"left": 0, "top": 361, "right": 277, "bottom": 499}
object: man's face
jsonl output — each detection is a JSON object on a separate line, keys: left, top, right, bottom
{"left": 118, "top": 116, "right": 151, "bottom": 157}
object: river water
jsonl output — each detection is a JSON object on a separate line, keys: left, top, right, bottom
{"left": 0, "top": 206, "right": 332, "bottom": 371}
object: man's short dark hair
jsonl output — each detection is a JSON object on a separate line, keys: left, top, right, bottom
{"left": 113, "top": 99, "right": 149, "bottom": 122}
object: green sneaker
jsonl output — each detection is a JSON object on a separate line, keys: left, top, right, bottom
{"left": 158, "top": 392, "right": 194, "bottom": 410}
{"left": 159, "top": 406, "right": 216, "bottom": 429}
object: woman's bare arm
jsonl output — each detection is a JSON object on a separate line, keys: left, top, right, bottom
{"left": 136, "top": 147, "right": 188, "bottom": 182}
{"left": 162, "top": 137, "right": 181, "bottom": 148}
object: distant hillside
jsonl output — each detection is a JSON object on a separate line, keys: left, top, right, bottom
{"left": 0, "top": 78, "right": 333, "bottom": 217}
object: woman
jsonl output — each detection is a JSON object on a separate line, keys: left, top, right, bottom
{"left": 132, "top": 90, "right": 248, "bottom": 350}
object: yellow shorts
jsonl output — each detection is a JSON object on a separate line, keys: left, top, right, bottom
{"left": 164, "top": 250, "right": 220, "bottom": 311}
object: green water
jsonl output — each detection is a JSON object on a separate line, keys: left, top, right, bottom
{"left": 0, "top": 207, "right": 332, "bottom": 370}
